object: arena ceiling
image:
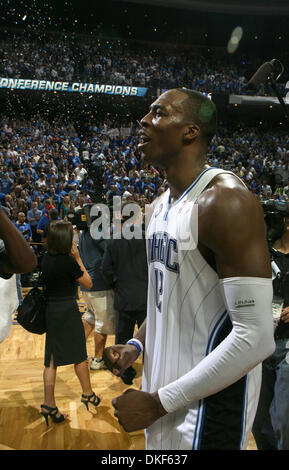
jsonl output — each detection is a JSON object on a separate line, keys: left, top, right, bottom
{"left": 0, "top": 1, "right": 288, "bottom": 56}
{"left": 113, "top": 0, "right": 289, "bottom": 15}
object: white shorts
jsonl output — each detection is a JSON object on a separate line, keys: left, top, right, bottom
{"left": 82, "top": 290, "right": 116, "bottom": 335}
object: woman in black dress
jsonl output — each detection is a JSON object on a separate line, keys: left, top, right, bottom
{"left": 40, "top": 220, "right": 101, "bottom": 425}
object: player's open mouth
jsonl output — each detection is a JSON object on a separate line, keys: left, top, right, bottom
{"left": 138, "top": 134, "right": 152, "bottom": 147}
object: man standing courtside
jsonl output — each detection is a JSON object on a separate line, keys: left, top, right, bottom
{"left": 104, "top": 88, "right": 275, "bottom": 450}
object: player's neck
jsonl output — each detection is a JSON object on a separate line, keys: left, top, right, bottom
{"left": 166, "top": 157, "right": 209, "bottom": 204}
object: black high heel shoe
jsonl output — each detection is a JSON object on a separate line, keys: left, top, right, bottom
{"left": 81, "top": 392, "right": 101, "bottom": 411}
{"left": 40, "top": 404, "right": 66, "bottom": 426}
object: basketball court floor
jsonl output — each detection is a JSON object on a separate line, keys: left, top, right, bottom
{"left": 0, "top": 290, "right": 257, "bottom": 451}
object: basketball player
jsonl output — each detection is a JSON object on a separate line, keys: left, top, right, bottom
{"left": 103, "top": 88, "right": 275, "bottom": 450}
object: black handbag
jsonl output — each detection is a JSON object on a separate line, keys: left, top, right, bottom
{"left": 16, "top": 286, "right": 47, "bottom": 334}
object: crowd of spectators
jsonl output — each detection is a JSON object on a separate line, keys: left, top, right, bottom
{"left": 209, "top": 126, "right": 289, "bottom": 201}
{"left": 0, "top": 116, "right": 164, "bottom": 247}
{"left": 0, "top": 34, "right": 286, "bottom": 96}
{"left": 1, "top": 115, "right": 289, "bottom": 252}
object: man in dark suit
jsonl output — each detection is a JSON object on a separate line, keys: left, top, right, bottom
{"left": 101, "top": 204, "right": 147, "bottom": 385}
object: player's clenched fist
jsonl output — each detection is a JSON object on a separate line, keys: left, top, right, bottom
{"left": 112, "top": 389, "right": 167, "bottom": 432}
{"left": 103, "top": 344, "right": 139, "bottom": 376}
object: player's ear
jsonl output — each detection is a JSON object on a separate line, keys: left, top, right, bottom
{"left": 183, "top": 123, "right": 200, "bottom": 144}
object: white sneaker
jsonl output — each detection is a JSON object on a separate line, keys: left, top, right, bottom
{"left": 90, "top": 357, "right": 107, "bottom": 370}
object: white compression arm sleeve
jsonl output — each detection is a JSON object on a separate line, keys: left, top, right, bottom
{"left": 158, "top": 277, "right": 275, "bottom": 413}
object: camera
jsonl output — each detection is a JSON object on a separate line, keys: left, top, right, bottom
{"left": 66, "top": 204, "right": 95, "bottom": 230}
{"left": 261, "top": 199, "right": 289, "bottom": 246}
{"left": 84, "top": 157, "right": 104, "bottom": 205}
{"left": 67, "top": 155, "right": 106, "bottom": 230}
{"left": 66, "top": 202, "right": 112, "bottom": 232}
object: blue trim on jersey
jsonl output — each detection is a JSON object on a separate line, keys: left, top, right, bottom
{"left": 178, "top": 167, "right": 217, "bottom": 204}
{"left": 192, "top": 400, "right": 204, "bottom": 450}
{"left": 239, "top": 375, "right": 248, "bottom": 449}
{"left": 165, "top": 167, "right": 217, "bottom": 221}
{"left": 197, "top": 402, "right": 207, "bottom": 450}
{"left": 205, "top": 310, "right": 228, "bottom": 356}
{"left": 192, "top": 310, "right": 228, "bottom": 449}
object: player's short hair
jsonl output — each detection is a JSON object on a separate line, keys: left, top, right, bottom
{"left": 176, "top": 88, "right": 217, "bottom": 147}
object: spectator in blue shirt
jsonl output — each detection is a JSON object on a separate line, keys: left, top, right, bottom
{"left": 66, "top": 175, "right": 80, "bottom": 192}
{"left": 27, "top": 201, "right": 42, "bottom": 242}
{"left": 49, "top": 188, "right": 61, "bottom": 208}
{"left": 1, "top": 173, "right": 13, "bottom": 195}
{"left": 136, "top": 176, "right": 146, "bottom": 194}
{"left": 14, "top": 212, "right": 32, "bottom": 242}
{"left": 37, "top": 199, "right": 54, "bottom": 240}
{"left": 55, "top": 182, "right": 67, "bottom": 198}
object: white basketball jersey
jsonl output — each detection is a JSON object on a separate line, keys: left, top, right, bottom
{"left": 143, "top": 167, "right": 261, "bottom": 450}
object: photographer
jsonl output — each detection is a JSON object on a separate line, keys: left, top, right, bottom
{"left": 253, "top": 209, "right": 289, "bottom": 450}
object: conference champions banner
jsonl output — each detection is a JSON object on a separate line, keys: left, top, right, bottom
{"left": 0, "top": 77, "right": 148, "bottom": 97}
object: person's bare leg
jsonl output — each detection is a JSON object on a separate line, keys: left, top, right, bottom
{"left": 42, "top": 355, "right": 67, "bottom": 418}
{"left": 82, "top": 319, "right": 94, "bottom": 340}
{"left": 94, "top": 332, "right": 107, "bottom": 358}
{"left": 74, "top": 360, "right": 101, "bottom": 399}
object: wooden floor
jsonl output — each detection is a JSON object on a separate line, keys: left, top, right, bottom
{"left": 0, "top": 292, "right": 257, "bottom": 451}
